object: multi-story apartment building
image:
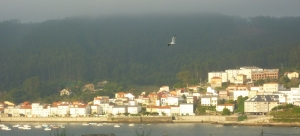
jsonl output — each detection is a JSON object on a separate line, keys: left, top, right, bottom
{"left": 244, "top": 95, "right": 279, "bottom": 115}
{"left": 251, "top": 69, "right": 279, "bottom": 81}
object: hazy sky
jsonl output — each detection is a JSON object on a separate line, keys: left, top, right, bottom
{"left": 1, "top": 0, "right": 300, "bottom": 23}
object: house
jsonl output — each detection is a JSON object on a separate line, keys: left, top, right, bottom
{"left": 244, "top": 95, "right": 279, "bottom": 115}
{"left": 93, "top": 96, "right": 110, "bottom": 105}
{"left": 186, "top": 96, "right": 196, "bottom": 104}
{"left": 127, "top": 106, "right": 141, "bottom": 114}
{"left": 170, "top": 106, "right": 180, "bottom": 116}
{"left": 263, "top": 83, "right": 279, "bottom": 94}
{"left": 90, "top": 105, "right": 102, "bottom": 115}
{"left": 31, "top": 103, "right": 44, "bottom": 117}
{"left": 291, "top": 85, "right": 300, "bottom": 106}
{"left": 112, "top": 105, "right": 127, "bottom": 115}
{"left": 83, "top": 84, "right": 95, "bottom": 91}
{"left": 284, "top": 72, "right": 299, "bottom": 79}
{"left": 159, "top": 86, "right": 170, "bottom": 92}
{"left": 56, "top": 102, "right": 70, "bottom": 117}
{"left": 200, "top": 95, "right": 219, "bottom": 106}
{"left": 157, "top": 106, "right": 171, "bottom": 116}
{"left": 187, "top": 86, "right": 200, "bottom": 92}
{"left": 233, "top": 89, "right": 249, "bottom": 101}
{"left": 210, "top": 77, "right": 222, "bottom": 87}
{"left": 115, "top": 92, "right": 135, "bottom": 100}
{"left": 180, "top": 103, "right": 194, "bottom": 115}
{"left": 216, "top": 104, "right": 235, "bottom": 112}
{"left": 208, "top": 71, "right": 228, "bottom": 83}
{"left": 69, "top": 104, "right": 91, "bottom": 117}
{"left": 166, "top": 96, "right": 179, "bottom": 106}
{"left": 60, "top": 89, "right": 72, "bottom": 96}
{"left": 234, "top": 74, "right": 247, "bottom": 84}
{"left": 218, "top": 90, "right": 229, "bottom": 100}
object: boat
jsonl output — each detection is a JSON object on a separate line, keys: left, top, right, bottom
{"left": 129, "top": 124, "right": 134, "bottom": 126}
{"left": 12, "top": 124, "right": 21, "bottom": 127}
{"left": 89, "top": 122, "right": 97, "bottom": 125}
{"left": 58, "top": 124, "right": 65, "bottom": 128}
{"left": 82, "top": 123, "right": 89, "bottom": 126}
{"left": 97, "top": 123, "right": 103, "bottom": 126}
{"left": 215, "top": 124, "right": 223, "bottom": 127}
{"left": 2, "top": 126, "right": 12, "bottom": 130}
{"left": 114, "top": 124, "right": 120, "bottom": 127}
{"left": 44, "top": 127, "right": 51, "bottom": 131}
{"left": 52, "top": 125, "right": 60, "bottom": 129}
{"left": 22, "top": 126, "right": 32, "bottom": 130}
{"left": 35, "top": 124, "right": 42, "bottom": 128}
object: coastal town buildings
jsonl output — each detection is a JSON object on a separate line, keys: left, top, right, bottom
{"left": 244, "top": 95, "right": 279, "bottom": 115}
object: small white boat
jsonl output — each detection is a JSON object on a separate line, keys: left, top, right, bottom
{"left": 44, "top": 127, "right": 51, "bottom": 131}
{"left": 2, "top": 126, "right": 11, "bottom": 130}
{"left": 215, "top": 124, "right": 223, "bottom": 127}
{"left": 129, "top": 124, "right": 134, "bottom": 126}
{"left": 89, "top": 123, "right": 97, "bottom": 125}
{"left": 12, "top": 124, "right": 21, "bottom": 127}
{"left": 35, "top": 124, "right": 42, "bottom": 128}
{"left": 114, "top": 124, "right": 120, "bottom": 127}
{"left": 147, "top": 124, "right": 151, "bottom": 125}
{"left": 82, "top": 123, "right": 89, "bottom": 126}
{"left": 58, "top": 124, "right": 65, "bottom": 128}
{"left": 97, "top": 123, "right": 103, "bottom": 126}
{"left": 22, "top": 126, "right": 32, "bottom": 130}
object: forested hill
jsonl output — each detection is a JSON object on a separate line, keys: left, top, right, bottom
{"left": 1, "top": 13, "right": 300, "bottom": 93}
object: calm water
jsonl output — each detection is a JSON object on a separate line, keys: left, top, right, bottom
{"left": 0, "top": 122, "right": 300, "bottom": 136}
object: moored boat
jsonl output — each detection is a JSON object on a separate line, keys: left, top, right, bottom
{"left": 114, "top": 124, "right": 120, "bottom": 127}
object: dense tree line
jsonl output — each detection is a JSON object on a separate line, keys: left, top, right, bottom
{"left": 0, "top": 13, "right": 300, "bottom": 103}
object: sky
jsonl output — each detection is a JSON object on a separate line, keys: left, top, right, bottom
{"left": 1, "top": 0, "right": 300, "bottom": 23}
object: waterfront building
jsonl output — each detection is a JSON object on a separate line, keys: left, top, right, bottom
{"left": 70, "top": 104, "right": 91, "bottom": 117}
{"left": 179, "top": 103, "right": 194, "bottom": 115}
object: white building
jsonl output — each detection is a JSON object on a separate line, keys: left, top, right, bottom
{"left": 179, "top": 103, "right": 194, "bottom": 116}
{"left": 127, "top": 106, "right": 141, "bottom": 114}
{"left": 69, "top": 104, "right": 91, "bottom": 117}
{"left": 216, "top": 104, "right": 235, "bottom": 112}
{"left": 263, "top": 83, "right": 279, "bottom": 93}
{"left": 166, "top": 96, "right": 179, "bottom": 106}
{"left": 233, "top": 89, "right": 249, "bottom": 101}
{"left": 157, "top": 106, "right": 171, "bottom": 116}
{"left": 201, "top": 95, "right": 219, "bottom": 106}
{"left": 208, "top": 71, "right": 228, "bottom": 83}
{"left": 225, "top": 66, "right": 263, "bottom": 83}
{"left": 291, "top": 85, "right": 300, "bottom": 106}
{"left": 112, "top": 105, "right": 127, "bottom": 115}
{"left": 159, "top": 86, "right": 170, "bottom": 92}
{"left": 31, "top": 103, "right": 44, "bottom": 117}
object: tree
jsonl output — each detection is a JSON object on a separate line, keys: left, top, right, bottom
{"left": 176, "top": 71, "right": 192, "bottom": 88}
{"left": 222, "top": 108, "right": 231, "bottom": 115}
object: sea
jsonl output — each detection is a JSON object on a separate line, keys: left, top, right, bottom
{"left": 0, "top": 122, "right": 299, "bottom": 136}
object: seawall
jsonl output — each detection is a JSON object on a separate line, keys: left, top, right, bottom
{"left": 0, "top": 116, "right": 172, "bottom": 123}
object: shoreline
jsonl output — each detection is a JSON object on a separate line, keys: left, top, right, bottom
{"left": 1, "top": 116, "right": 299, "bottom": 127}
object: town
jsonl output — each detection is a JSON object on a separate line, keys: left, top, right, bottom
{"left": 0, "top": 66, "right": 299, "bottom": 118}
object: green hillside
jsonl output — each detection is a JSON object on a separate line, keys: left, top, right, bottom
{"left": 1, "top": 13, "right": 300, "bottom": 103}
